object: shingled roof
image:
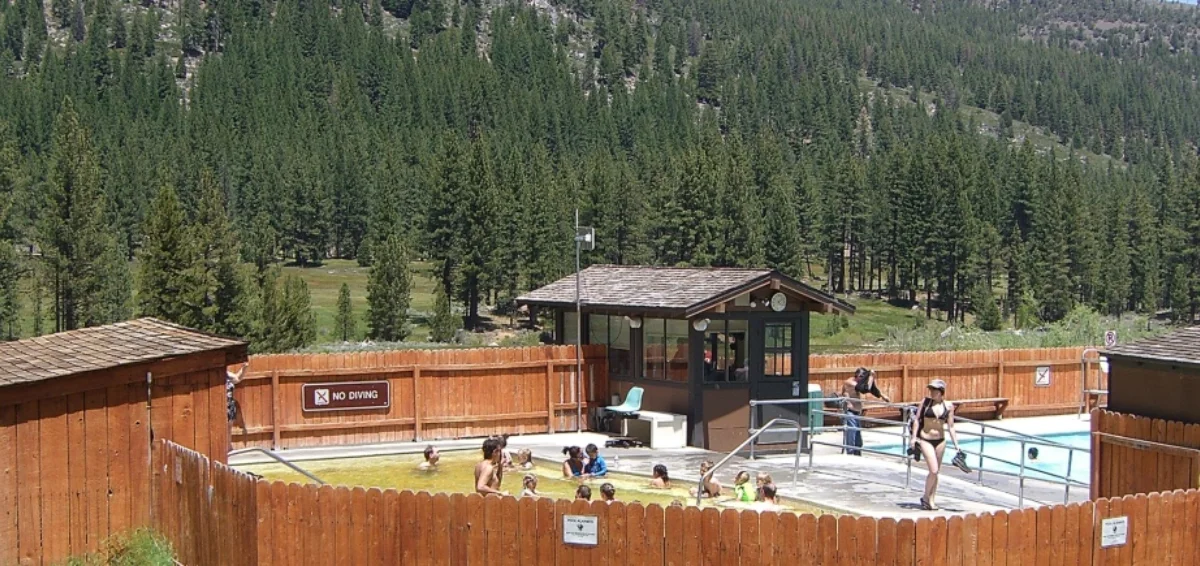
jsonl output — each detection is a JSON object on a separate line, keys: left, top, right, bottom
{"left": 0, "top": 318, "right": 247, "bottom": 388}
{"left": 1104, "top": 326, "right": 1200, "bottom": 367}
{"left": 516, "top": 265, "right": 853, "bottom": 316}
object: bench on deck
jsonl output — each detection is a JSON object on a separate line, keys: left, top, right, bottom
{"left": 618, "top": 410, "right": 688, "bottom": 449}
{"left": 951, "top": 397, "right": 1010, "bottom": 420}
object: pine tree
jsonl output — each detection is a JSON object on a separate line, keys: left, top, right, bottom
{"left": 334, "top": 282, "right": 356, "bottom": 342}
{"left": 972, "top": 280, "right": 1003, "bottom": 331}
{"left": 456, "top": 139, "right": 498, "bottom": 330}
{"left": 428, "top": 282, "right": 458, "bottom": 343}
{"left": 367, "top": 234, "right": 412, "bottom": 341}
{"left": 137, "top": 180, "right": 195, "bottom": 323}
{"left": 189, "top": 168, "right": 245, "bottom": 337}
{"left": 281, "top": 275, "right": 316, "bottom": 348}
{"left": 69, "top": 1, "right": 84, "bottom": 42}
{"left": 0, "top": 242, "right": 21, "bottom": 339}
{"left": 40, "top": 98, "right": 124, "bottom": 331}
{"left": 1100, "top": 198, "right": 1133, "bottom": 317}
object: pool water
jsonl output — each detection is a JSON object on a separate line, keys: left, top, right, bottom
{"left": 237, "top": 452, "right": 828, "bottom": 515}
{"left": 877, "top": 431, "right": 1090, "bottom": 484}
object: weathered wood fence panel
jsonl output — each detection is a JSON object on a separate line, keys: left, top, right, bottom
{"left": 1091, "top": 409, "right": 1200, "bottom": 500}
{"left": 231, "top": 345, "right": 609, "bottom": 450}
{"left": 155, "top": 440, "right": 1200, "bottom": 566}
{"left": 808, "top": 347, "right": 1099, "bottom": 418}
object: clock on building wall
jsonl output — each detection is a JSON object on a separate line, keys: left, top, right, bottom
{"left": 770, "top": 292, "right": 787, "bottom": 312}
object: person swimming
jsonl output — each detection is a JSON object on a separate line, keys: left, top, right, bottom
{"left": 755, "top": 472, "right": 774, "bottom": 501}
{"left": 520, "top": 474, "right": 539, "bottom": 497}
{"left": 582, "top": 443, "right": 608, "bottom": 479}
{"left": 417, "top": 445, "right": 439, "bottom": 471}
{"left": 732, "top": 471, "right": 755, "bottom": 502}
{"left": 760, "top": 483, "right": 779, "bottom": 506}
{"left": 516, "top": 448, "right": 534, "bottom": 470}
{"left": 575, "top": 485, "right": 592, "bottom": 501}
{"left": 474, "top": 437, "right": 507, "bottom": 496}
{"left": 600, "top": 483, "right": 616, "bottom": 503}
{"left": 690, "top": 460, "right": 722, "bottom": 498}
{"left": 649, "top": 464, "right": 671, "bottom": 489}
{"left": 562, "top": 446, "right": 585, "bottom": 479}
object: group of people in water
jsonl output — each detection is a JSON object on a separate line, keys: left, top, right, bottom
{"left": 417, "top": 373, "right": 965, "bottom": 512}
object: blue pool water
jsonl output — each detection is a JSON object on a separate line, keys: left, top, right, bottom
{"left": 877, "top": 431, "right": 1091, "bottom": 484}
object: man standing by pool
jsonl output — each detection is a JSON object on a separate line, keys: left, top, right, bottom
{"left": 475, "top": 437, "right": 507, "bottom": 496}
{"left": 842, "top": 368, "right": 891, "bottom": 456}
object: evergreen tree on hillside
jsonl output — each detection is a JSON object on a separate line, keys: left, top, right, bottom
{"left": 0, "top": 243, "right": 21, "bottom": 340}
{"left": 251, "top": 270, "right": 316, "bottom": 352}
{"left": 971, "top": 280, "right": 1002, "bottom": 332}
{"left": 367, "top": 234, "right": 412, "bottom": 341}
{"left": 1100, "top": 198, "right": 1133, "bottom": 317}
{"left": 456, "top": 138, "right": 498, "bottom": 330}
{"left": 138, "top": 179, "right": 195, "bottom": 323}
{"left": 426, "top": 134, "right": 468, "bottom": 299}
{"left": 428, "top": 282, "right": 458, "bottom": 342}
{"left": 189, "top": 168, "right": 246, "bottom": 337}
{"left": 40, "top": 98, "right": 126, "bottom": 331}
{"left": 334, "top": 283, "right": 356, "bottom": 342}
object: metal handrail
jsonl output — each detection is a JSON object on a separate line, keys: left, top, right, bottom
{"left": 746, "top": 395, "right": 1091, "bottom": 508}
{"left": 228, "top": 447, "right": 326, "bottom": 485}
{"left": 1079, "top": 348, "right": 1108, "bottom": 418}
{"left": 694, "top": 417, "right": 802, "bottom": 506}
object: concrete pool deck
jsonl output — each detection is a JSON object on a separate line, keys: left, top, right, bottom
{"left": 228, "top": 414, "right": 1093, "bottom": 518}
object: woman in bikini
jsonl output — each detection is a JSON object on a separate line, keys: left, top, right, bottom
{"left": 910, "top": 379, "right": 961, "bottom": 511}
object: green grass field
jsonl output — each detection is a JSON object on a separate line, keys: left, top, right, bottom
{"left": 282, "top": 259, "right": 439, "bottom": 343}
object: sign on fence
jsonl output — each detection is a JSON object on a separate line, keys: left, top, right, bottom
{"left": 562, "top": 515, "right": 598, "bottom": 546}
{"left": 1100, "top": 516, "right": 1128, "bottom": 548}
{"left": 1035, "top": 366, "right": 1051, "bottom": 387}
{"left": 1104, "top": 330, "right": 1118, "bottom": 348}
{"left": 302, "top": 381, "right": 391, "bottom": 412}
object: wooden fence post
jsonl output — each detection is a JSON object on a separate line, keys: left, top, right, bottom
{"left": 901, "top": 364, "right": 908, "bottom": 401}
{"left": 997, "top": 361, "right": 1005, "bottom": 401}
{"left": 413, "top": 367, "right": 422, "bottom": 441}
{"left": 270, "top": 371, "right": 280, "bottom": 451}
{"left": 546, "top": 361, "right": 556, "bottom": 434}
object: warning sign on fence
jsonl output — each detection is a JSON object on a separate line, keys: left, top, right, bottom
{"left": 1034, "top": 366, "right": 1051, "bottom": 387}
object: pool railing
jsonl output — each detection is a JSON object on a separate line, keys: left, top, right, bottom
{"left": 746, "top": 397, "right": 1090, "bottom": 508}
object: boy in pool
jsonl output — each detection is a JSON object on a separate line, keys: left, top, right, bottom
{"left": 758, "top": 483, "right": 781, "bottom": 508}
{"left": 516, "top": 448, "right": 534, "bottom": 470}
{"left": 600, "top": 483, "right": 616, "bottom": 503}
{"left": 582, "top": 443, "right": 608, "bottom": 479}
{"left": 732, "top": 471, "right": 755, "bottom": 502}
{"left": 474, "top": 437, "right": 507, "bottom": 496}
{"left": 417, "top": 445, "right": 439, "bottom": 471}
{"left": 755, "top": 472, "right": 774, "bottom": 501}
{"left": 575, "top": 485, "right": 592, "bottom": 501}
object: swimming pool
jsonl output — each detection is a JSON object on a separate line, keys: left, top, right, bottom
{"left": 236, "top": 452, "right": 829, "bottom": 514}
{"left": 875, "top": 431, "right": 1090, "bottom": 484}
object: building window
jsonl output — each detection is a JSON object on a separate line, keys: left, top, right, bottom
{"left": 704, "top": 318, "right": 749, "bottom": 382}
{"left": 665, "top": 319, "right": 689, "bottom": 383}
{"left": 563, "top": 312, "right": 579, "bottom": 344}
{"left": 608, "top": 316, "right": 632, "bottom": 378}
{"left": 764, "top": 322, "right": 793, "bottom": 377}
{"left": 643, "top": 318, "right": 666, "bottom": 380}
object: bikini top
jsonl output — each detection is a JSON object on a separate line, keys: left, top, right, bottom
{"left": 921, "top": 399, "right": 950, "bottom": 422}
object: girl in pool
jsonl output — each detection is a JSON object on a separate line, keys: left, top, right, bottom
{"left": 516, "top": 448, "right": 534, "bottom": 470}
{"left": 648, "top": 464, "right": 671, "bottom": 489}
{"left": 690, "top": 461, "right": 722, "bottom": 498}
{"left": 520, "top": 474, "right": 539, "bottom": 497}
{"left": 600, "top": 483, "right": 617, "bottom": 503}
{"left": 562, "top": 446, "right": 585, "bottom": 479}
{"left": 575, "top": 485, "right": 592, "bottom": 501}
{"left": 417, "top": 445, "right": 440, "bottom": 471}
{"left": 910, "top": 379, "right": 963, "bottom": 511}
{"left": 732, "top": 471, "right": 755, "bottom": 502}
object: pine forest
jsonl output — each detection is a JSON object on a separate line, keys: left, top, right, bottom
{"left": 1, "top": 0, "right": 1199, "bottom": 352}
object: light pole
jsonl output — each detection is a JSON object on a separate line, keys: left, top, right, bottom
{"left": 574, "top": 209, "right": 594, "bottom": 432}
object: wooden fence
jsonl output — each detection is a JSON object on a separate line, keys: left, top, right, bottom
{"left": 808, "top": 347, "right": 1099, "bottom": 418}
{"left": 155, "top": 440, "right": 1200, "bottom": 566}
{"left": 1091, "top": 409, "right": 1200, "bottom": 500}
{"left": 231, "top": 345, "right": 608, "bottom": 450}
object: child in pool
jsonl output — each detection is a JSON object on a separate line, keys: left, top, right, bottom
{"left": 417, "top": 445, "right": 439, "bottom": 471}
{"left": 516, "top": 448, "right": 534, "bottom": 470}
{"left": 690, "top": 460, "right": 722, "bottom": 498}
{"left": 760, "top": 483, "right": 779, "bottom": 506}
{"left": 732, "top": 471, "right": 755, "bottom": 502}
{"left": 562, "top": 446, "right": 585, "bottom": 479}
{"left": 600, "top": 483, "right": 616, "bottom": 503}
{"left": 575, "top": 485, "right": 592, "bottom": 501}
{"left": 755, "top": 472, "right": 774, "bottom": 501}
{"left": 521, "top": 474, "right": 539, "bottom": 497}
{"left": 648, "top": 464, "right": 671, "bottom": 489}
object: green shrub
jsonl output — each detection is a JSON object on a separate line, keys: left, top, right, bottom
{"left": 61, "top": 529, "right": 176, "bottom": 566}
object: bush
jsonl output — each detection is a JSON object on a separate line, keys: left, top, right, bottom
{"left": 63, "top": 529, "right": 176, "bottom": 566}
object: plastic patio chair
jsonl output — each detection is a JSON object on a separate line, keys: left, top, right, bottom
{"left": 606, "top": 386, "right": 644, "bottom": 416}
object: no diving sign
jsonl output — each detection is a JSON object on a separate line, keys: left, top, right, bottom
{"left": 563, "top": 515, "right": 598, "bottom": 546}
